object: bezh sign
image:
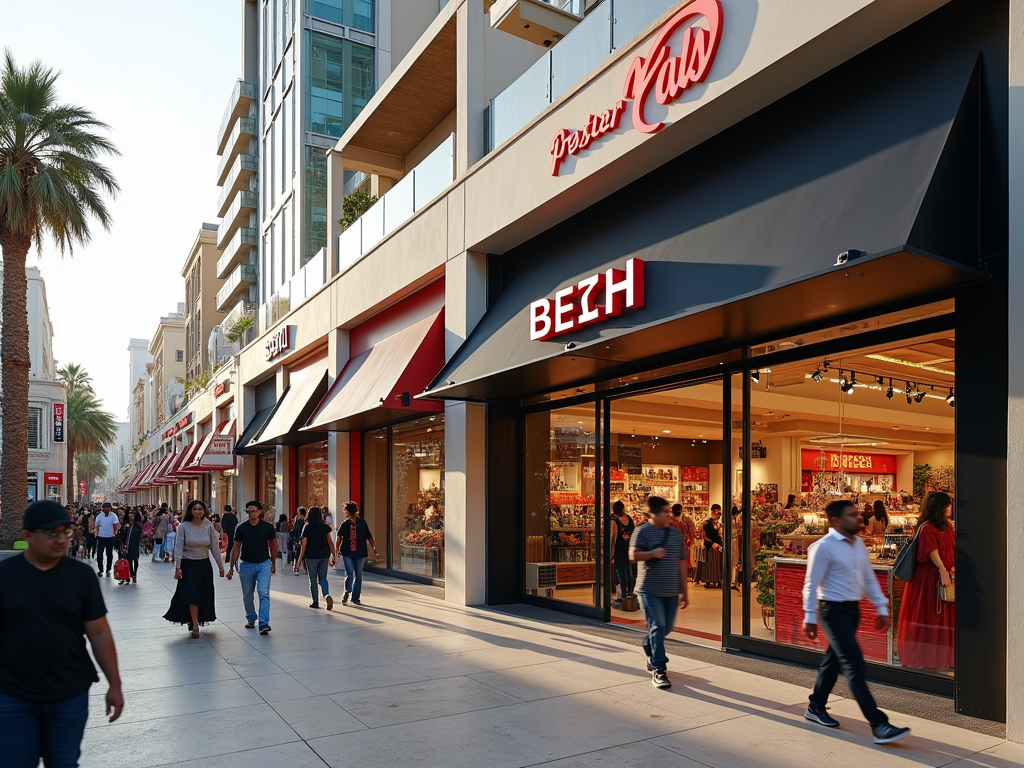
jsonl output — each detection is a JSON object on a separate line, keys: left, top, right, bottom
{"left": 53, "top": 403, "right": 65, "bottom": 443}
{"left": 265, "top": 325, "right": 291, "bottom": 361}
{"left": 530, "top": 258, "right": 645, "bottom": 341}
{"left": 44, "top": 472, "right": 63, "bottom": 486}
{"left": 801, "top": 449, "right": 898, "bottom": 475}
{"left": 549, "top": 0, "right": 723, "bottom": 176}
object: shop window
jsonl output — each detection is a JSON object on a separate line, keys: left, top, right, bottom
{"left": 743, "top": 328, "right": 955, "bottom": 676}
{"left": 297, "top": 441, "right": 329, "bottom": 509}
{"left": 391, "top": 417, "right": 445, "bottom": 579}
{"left": 259, "top": 451, "right": 277, "bottom": 519}
{"left": 27, "top": 406, "right": 43, "bottom": 450}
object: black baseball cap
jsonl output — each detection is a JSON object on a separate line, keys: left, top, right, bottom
{"left": 24, "top": 501, "right": 73, "bottom": 531}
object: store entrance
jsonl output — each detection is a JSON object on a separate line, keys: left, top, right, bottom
{"left": 607, "top": 380, "right": 729, "bottom": 647}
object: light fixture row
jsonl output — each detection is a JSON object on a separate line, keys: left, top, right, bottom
{"left": 809, "top": 363, "right": 954, "bottom": 407}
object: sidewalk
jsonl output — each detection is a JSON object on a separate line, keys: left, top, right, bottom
{"left": 82, "top": 556, "right": 1021, "bottom": 768}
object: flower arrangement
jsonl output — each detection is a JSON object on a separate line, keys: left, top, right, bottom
{"left": 754, "top": 503, "right": 801, "bottom": 536}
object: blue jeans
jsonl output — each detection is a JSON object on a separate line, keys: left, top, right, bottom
{"left": 0, "top": 690, "right": 89, "bottom": 768}
{"left": 306, "top": 557, "right": 330, "bottom": 604}
{"left": 342, "top": 556, "right": 365, "bottom": 600}
{"left": 614, "top": 561, "right": 636, "bottom": 598}
{"left": 238, "top": 560, "right": 272, "bottom": 628}
{"left": 639, "top": 592, "right": 678, "bottom": 672}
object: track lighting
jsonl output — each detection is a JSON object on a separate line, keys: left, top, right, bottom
{"left": 750, "top": 370, "right": 760, "bottom": 383}
{"left": 905, "top": 383, "right": 912, "bottom": 405}
{"left": 886, "top": 379, "right": 894, "bottom": 400}
{"left": 839, "top": 371, "right": 854, "bottom": 394}
{"left": 811, "top": 368, "right": 823, "bottom": 383}
{"left": 914, "top": 387, "right": 926, "bottom": 404}
{"left": 947, "top": 389, "right": 955, "bottom": 406}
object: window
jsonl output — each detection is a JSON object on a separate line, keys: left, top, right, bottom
{"left": 391, "top": 417, "right": 445, "bottom": 578}
{"left": 307, "top": 32, "right": 346, "bottom": 138}
{"left": 175, "top": 350, "right": 184, "bottom": 363}
{"left": 311, "top": 0, "right": 343, "bottom": 24}
{"left": 27, "top": 406, "right": 43, "bottom": 450}
{"left": 303, "top": 145, "right": 328, "bottom": 262}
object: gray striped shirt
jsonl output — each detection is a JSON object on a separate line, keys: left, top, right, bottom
{"left": 630, "top": 522, "right": 685, "bottom": 597}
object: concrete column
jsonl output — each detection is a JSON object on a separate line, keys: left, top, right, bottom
{"left": 444, "top": 250, "right": 488, "bottom": 605}
{"left": 326, "top": 326, "right": 351, "bottom": 573}
{"left": 1006, "top": 0, "right": 1024, "bottom": 741}
{"left": 456, "top": 0, "right": 485, "bottom": 175}
{"left": 325, "top": 149, "right": 347, "bottom": 280}
{"left": 273, "top": 367, "right": 290, "bottom": 521}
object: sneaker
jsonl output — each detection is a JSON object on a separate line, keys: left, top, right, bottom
{"left": 259, "top": 625, "right": 272, "bottom": 635}
{"left": 652, "top": 670, "right": 671, "bottom": 689}
{"left": 325, "top": 595, "right": 334, "bottom": 611}
{"left": 342, "top": 591, "right": 350, "bottom": 606}
{"left": 805, "top": 704, "right": 840, "bottom": 728}
{"left": 97, "top": 568, "right": 103, "bottom": 575}
{"left": 351, "top": 599, "right": 362, "bottom": 606}
{"left": 309, "top": 602, "right": 320, "bottom": 609}
{"left": 244, "top": 620, "right": 256, "bottom": 629}
{"left": 611, "top": 600, "right": 623, "bottom": 608}
{"left": 872, "top": 722, "right": 910, "bottom": 744}
{"left": 105, "top": 571, "right": 111, "bottom": 577}
{"left": 646, "top": 659, "right": 654, "bottom": 672}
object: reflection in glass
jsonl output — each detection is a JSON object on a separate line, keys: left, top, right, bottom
{"left": 391, "top": 417, "right": 445, "bottom": 579}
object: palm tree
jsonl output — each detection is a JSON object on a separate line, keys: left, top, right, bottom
{"left": 64, "top": 386, "right": 116, "bottom": 502}
{"left": 0, "top": 52, "right": 118, "bottom": 541}
{"left": 56, "top": 362, "right": 92, "bottom": 395}
{"left": 75, "top": 451, "right": 107, "bottom": 501}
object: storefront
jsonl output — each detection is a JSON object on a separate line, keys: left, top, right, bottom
{"left": 424, "top": 1, "right": 1007, "bottom": 720}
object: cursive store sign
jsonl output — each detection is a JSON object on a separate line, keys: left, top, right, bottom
{"left": 529, "top": 258, "right": 645, "bottom": 341}
{"left": 549, "top": 0, "right": 723, "bottom": 176}
{"left": 265, "top": 325, "right": 291, "bottom": 361}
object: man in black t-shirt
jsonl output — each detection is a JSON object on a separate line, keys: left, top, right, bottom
{"left": 0, "top": 501, "right": 124, "bottom": 766}
{"left": 221, "top": 504, "right": 238, "bottom": 548}
{"left": 226, "top": 500, "right": 277, "bottom": 634}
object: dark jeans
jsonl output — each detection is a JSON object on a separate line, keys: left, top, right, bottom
{"left": 810, "top": 601, "right": 888, "bottom": 726}
{"left": 96, "top": 537, "right": 114, "bottom": 572}
{"left": 639, "top": 592, "right": 678, "bottom": 672}
{"left": 342, "top": 556, "right": 365, "bottom": 600}
{"left": 127, "top": 558, "right": 139, "bottom": 578}
{"left": 614, "top": 561, "right": 636, "bottom": 597}
{"left": 306, "top": 557, "right": 330, "bottom": 603}
{"left": 0, "top": 690, "right": 89, "bottom": 768}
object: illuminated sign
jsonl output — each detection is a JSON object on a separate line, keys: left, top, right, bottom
{"left": 53, "top": 403, "right": 65, "bottom": 443}
{"left": 529, "top": 258, "right": 645, "bottom": 341}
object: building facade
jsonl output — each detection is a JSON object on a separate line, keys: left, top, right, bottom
{"left": 182, "top": 224, "right": 227, "bottom": 381}
{"left": 147, "top": 307, "right": 187, "bottom": 428}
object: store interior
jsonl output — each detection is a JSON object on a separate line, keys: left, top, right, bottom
{"left": 527, "top": 308, "right": 955, "bottom": 672}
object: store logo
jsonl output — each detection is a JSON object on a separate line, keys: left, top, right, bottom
{"left": 529, "top": 258, "right": 645, "bottom": 341}
{"left": 549, "top": 0, "right": 723, "bottom": 176}
{"left": 44, "top": 472, "right": 63, "bottom": 485}
{"left": 213, "top": 380, "right": 228, "bottom": 397}
{"left": 53, "top": 402, "right": 65, "bottom": 443}
{"left": 265, "top": 325, "right": 291, "bottom": 361}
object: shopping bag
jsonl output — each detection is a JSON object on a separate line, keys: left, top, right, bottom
{"left": 113, "top": 557, "right": 131, "bottom": 581}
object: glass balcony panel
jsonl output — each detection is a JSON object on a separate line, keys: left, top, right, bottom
{"left": 384, "top": 172, "right": 415, "bottom": 236}
{"left": 490, "top": 52, "right": 551, "bottom": 149}
{"left": 304, "top": 249, "right": 326, "bottom": 296}
{"left": 338, "top": 222, "right": 363, "bottom": 274}
{"left": 218, "top": 80, "right": 257, "bottom": 154}
{"left": 413, "top": 134, "right": 455, "bottom": 211}
{"left": 360, "top": 196, "right": 386, "bottom": 253}
{"left": 550, "top": 5, "right": 611, "bottom": 101}
{"left": 613, "top": 0, "right": 680, "bottom": 51}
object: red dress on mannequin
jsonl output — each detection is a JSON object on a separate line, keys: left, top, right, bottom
{"left": 896, "top": 522, "right": 955, "bottom": 669}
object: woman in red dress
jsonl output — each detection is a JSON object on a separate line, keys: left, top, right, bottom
{"left": 897, "top": 491, "right": 955, "bottom": 670}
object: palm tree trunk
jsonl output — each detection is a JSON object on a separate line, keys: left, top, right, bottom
{"left": 67, "top": 447, "right": 75, "bottom": 504}
{"left": 0, "top": 231, "right": 33, "bottom": 543}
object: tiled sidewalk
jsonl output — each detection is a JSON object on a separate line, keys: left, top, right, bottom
{"left": 81, "top": 556, "right": 1022, "bottom": 768}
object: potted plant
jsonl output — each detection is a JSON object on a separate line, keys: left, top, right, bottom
{"left": 755, "top": 549, "right": 776, "bottom": 630}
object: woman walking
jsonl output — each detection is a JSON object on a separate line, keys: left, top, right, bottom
{"left": 293, "top": 507, "right": 338, "bottom": 609}
{"left": 117, "top": 510, "right": 143, "bottom": 584}
{"left": 164, "top": 511, "right": 178, "bottom": 564}
{"left": 897, "top": 491, "right": 955, "bottom": 669}
{"left": 164, "top": 500, "right": 225, "bottom": 638}
{"left": 275, "top": 514, "right": 290, "bottom": 565}
{"left": 337, "top": 502, "right": 378, "bottom": 606}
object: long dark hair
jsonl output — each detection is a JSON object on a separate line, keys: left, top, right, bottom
{"left": 307, "top": 506, "right": 323, "bottom": 525}
{"left": 872, "top": 500, "right": 889, "bottom": 526}
{"left": 184, "top": 500, "right": 208, "bottom": 523}
{"left": 918, "top": 491, "right": 952, "bottom": 532}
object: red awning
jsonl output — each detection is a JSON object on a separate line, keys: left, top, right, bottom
{"left": 171, "top": 442, "right": 202, "bottom": 478}
{"left": 188, "top": 421, "right": 237, "bottom": 472}
{"left": 123, "top": 467, "right": 146, "bottom": 493}
{"left": 302, "top": 311, "right": 444, "bottom": 433}
{"left": 134, "top": 462, "right": 159, "bottom": 489}
{"left": 149, "top": 454, "right": 179, "bottom": 486}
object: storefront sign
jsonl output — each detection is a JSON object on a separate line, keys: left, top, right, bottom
{"left": 530, "top": 258, "right": 645, "bottom": 341}
{"left": 213, "top": 380, "right": 228, "bottom": 397}
{"left": 44, "top": 472, "right": 63, "bottom": 486}
{"left": 162, "top": 412, "right": 194, "bottom": 439}
{"left": 204, "top": 435, "right": 236, "bottom": 468}
{"left": 265, "top": 325, "right": 291, "bottom": 361}
{"left": 53, "top": 403, "right": 65, "bottom": 443}
{"left": 549, "top": 0, "right": 723, "bottom": 176}
{"left": 801, "top": 449, "right": 897, "bottom": 474}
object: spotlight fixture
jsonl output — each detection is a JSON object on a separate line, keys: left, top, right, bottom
{"left": 750, "top": 370, "right": 760, "bottom": 383}
{"left": 915, "top": 390, "right": 926, "bottom": 404}
{"left": 811, "top": 368, "right": 823, "bottom": 383}
{"left": 839, "top": 371, "right": 853, "bottom": 394}
{"left": 876, "top": 376, "right": 885, "bottom": 386}
{"left": 946, "top": 389, "right": 955, "bottom": 406}
{"left": 905, "top": 383, "right": 912, "bottom": 405}
{"left": 886, "top": 379, "right": 894, "bottom": 400}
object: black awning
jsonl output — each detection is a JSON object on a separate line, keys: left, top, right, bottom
{"left": 234, "top": 405, "right": 278, "bottom": 456}
{"left": 425, "top": 248, "right": 986, "bottom": 401}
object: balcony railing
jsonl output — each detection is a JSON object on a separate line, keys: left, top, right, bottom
{"left": 488, "top": 0, "right": 681, "bottom": 150}
{"left": 216, "top": 263, "right": 257, "bottom": 312}
{"left": 217, "top": 80, "right": 257, "bottom": 155}
{"left": 216, "top": 118, "right": 257, "bottom": 184}
{"left": 337, "top": 134, "right": 454, "bottom": 274}
{"left": 217, "top": 155, "right": 259, "bottom": 216}
{"left": 217, "top": 189, "right": 257, "bottom": 249}
{"left": 216, "top": 227, "right": 258, "bottom": 279}
{"left": 263, "top": 248, "right": 326, "bottom": 328}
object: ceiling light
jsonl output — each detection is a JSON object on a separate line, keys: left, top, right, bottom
{"left": 865, "top": 353, "right": 954, "bottom": 377}
{"left": 811, "top": 368, "right": 823, "bottom": 383}
{"left": 750, "top": 371, "right": 760, "bottom": 383}
{"left": 946, "top": 389, "right": 955, "bottom": 406}
{"left": 662, "top": 429, "right": 671, "bottom": 434}
{"left": 886, "top": 379, "right": 894, "bottom": 400}
{"left": 839, "top": 371, "right": 854, "bottom": 394}
{"left": 905, "top": 384, "right": 912, "bottom": 405}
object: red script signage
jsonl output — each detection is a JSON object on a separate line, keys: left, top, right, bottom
{"left": 530, "top": 258, "right": 645, "bottom": 341}
{"left": 549, "top": 0, "right": 723, "bottom": 176}
{"left": 801, "top": 450, "right": 898, "bottom": 475}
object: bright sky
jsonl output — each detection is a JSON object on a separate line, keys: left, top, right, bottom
{"left": 4, "top": 1, "right": 241, "bottom": 420}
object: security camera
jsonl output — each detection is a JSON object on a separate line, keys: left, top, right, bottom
{"left": 834, "top": 249, "right": 865, "bottom": 266}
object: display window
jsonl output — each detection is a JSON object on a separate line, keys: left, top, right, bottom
{"left": 258, "top": 450, "right": 277, "bottom": 518}
{"left": 297, "top": 441, "right": 329, "bottom": 509}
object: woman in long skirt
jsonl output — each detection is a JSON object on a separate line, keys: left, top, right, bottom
{"left": 164, "top": 500, "right": 225, "bottom": 638}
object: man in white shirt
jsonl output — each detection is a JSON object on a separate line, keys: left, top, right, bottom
{"left": 92, "top": 503, "right": 120, "bottom": 577}
{"left": 802, "top": 500, "right": 910, "bottom": 745}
